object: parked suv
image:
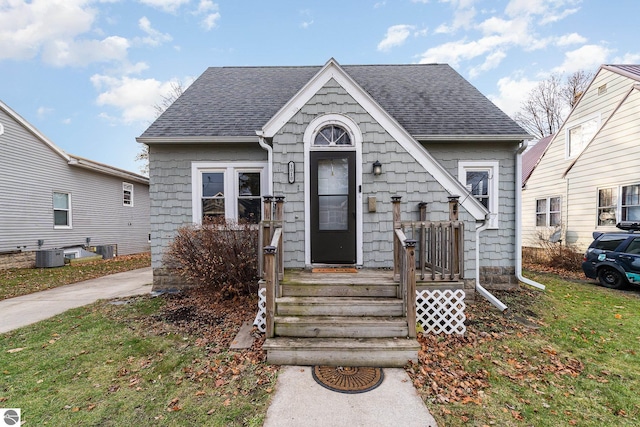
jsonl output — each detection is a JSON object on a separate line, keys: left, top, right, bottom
{"left": 582, "top": 221, "right": 640, "bottom": 289}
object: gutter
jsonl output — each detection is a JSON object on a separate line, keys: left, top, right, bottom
{"left": 256, "top": 132, "right": 273, "bottom": 195}
{"left": 515, "top": 141, "right": 546, "bottom": 290}
{"left": 475, "top": 220, "right": 508, "bottom": 312}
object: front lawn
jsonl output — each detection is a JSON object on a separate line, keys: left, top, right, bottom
{"left": 409, "top": 272, "right": 640, "bottom": 426}
{"left": 0, "top": 290, "right": 276, "bottom": 426}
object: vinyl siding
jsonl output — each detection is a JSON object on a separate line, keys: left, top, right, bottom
{"left": 426, "top": 142, "right": 519, "bottom": 268}
{"left": 565, "top": 86, "right": 640, "bottom": 250}
{"left": 521, "top": 68, "right": 638, "bottom": 249}
{"left": 149, "top": 144, "right": 267, "bottom": 269}
{"left": 0, "top": 108, "right": 150, "bottom": 256}
{"left": 272, "top": 79, "right": 479, "bottom": 276}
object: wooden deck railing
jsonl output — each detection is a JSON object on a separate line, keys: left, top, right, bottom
{"left": 392, "top": 196, "right": 464, "bottom": 281}
{"left": 260, "top": 196, "right": 284, "bottom": 338}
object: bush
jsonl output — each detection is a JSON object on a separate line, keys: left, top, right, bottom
{"left": 164, "top": 218, "right": 259, "bottom": 298}
{"left": 525, "top": 229, "right": 583, "bottom": 272}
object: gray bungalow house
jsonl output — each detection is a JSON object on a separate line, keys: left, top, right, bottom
{"left": 0, "top": 100, "right": 150, "bottom": 269}
{"left": 139, "top": 59, "right": 533, "bottom": 366}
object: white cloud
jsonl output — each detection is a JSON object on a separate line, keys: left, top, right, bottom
{"left": 91, "top": 74, "right": 175, "bottom": 123}
{"left": 42, "top": 36, "right": 130, "bottom": 67}
{"left": 469, "top": 50, "right": 506, "bottom": 78}
{"left": 434, "top": 0, "right": 477, "bottom": 34}
{"left": 138, "top": 17, "right": 172, "bottom": 46}
{"left": 0, "top": 0, "right": 95, "bottom": 61}
{"left": 374, "top": 1, "right": 387, "bottom": 8}
{"left": 553, "top": 44, "right": 611, "bottom": 74}
{"left": 488, "top": 75, "right": 539, "bottom": 116}
{"left": 138, "top": 0, "right": 189, "bottom": 13}
{"left": 555, "top": 32, "right": 587, "bottom": 47}
{"left": 377, "top": 25, "right": 415, "bottom": 52}
{"left": 300, "top": 20, "right": 314, "bottom": 29}
{"left": 62, "top": 118, "right": 72, "bottom": 125}
{"left": 539, "top": 7, "right": 579, "bottom": 24}
{"left": 193, "top": 1, "right": 220, "bottom": 30}
{"left": 614, "top": 52, "right": 640, "bottom": 63}
{"left": 37, "top": 106, "right": 54, "bottom": 118}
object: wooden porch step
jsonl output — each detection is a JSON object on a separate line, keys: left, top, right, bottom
{"left": 264, "top": 337, "right": 420, "bottom": 367}
{"left": 276, "top": 296, "right": 403, "bottom": 317}
{"left": 280, "top": 283, "right": 398, "bottom": 298}
{"left": 274, "top": 315, "right": 409, "bottom": 338}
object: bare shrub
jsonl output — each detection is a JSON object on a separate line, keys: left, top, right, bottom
{"left": 164, "top": 218, "right": 259, "bottom": 298}
{"left": 526, "top": 229, "right": 583, "bottom": 272}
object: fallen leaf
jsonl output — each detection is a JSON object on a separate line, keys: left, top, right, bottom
{"left": 7, "top": 348, "right": 25, "bottom": 353}
{"left": 223, "top": 399, "right": 231, "bottom": 407}
{"left": 614, "top": 314, "right": 622, "bottom": 319}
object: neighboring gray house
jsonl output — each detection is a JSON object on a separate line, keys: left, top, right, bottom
{"left": 0, "top": 100, "right": 150, "bottom": 268}
{"left": 139, "top": 59, "right": 534, "bottom": 366}
{"left": 522, "top": 65, "right": 640, "bottom": 252}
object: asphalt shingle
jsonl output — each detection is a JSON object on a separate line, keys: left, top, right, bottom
{"left": 140, "top": 63, "right": 528, "bottom": 139}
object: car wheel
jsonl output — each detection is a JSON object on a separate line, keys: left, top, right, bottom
{"left": 597, "top": 267, "right": 627, "bottom": 289}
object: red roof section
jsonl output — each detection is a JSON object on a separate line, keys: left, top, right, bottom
{"left": 522, "top": 134, "right": 554, "bottom": 185}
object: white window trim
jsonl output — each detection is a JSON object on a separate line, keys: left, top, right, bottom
{"left": 565, "top": 113, "right": 601, "bottom": 159}
{"left": 53, "top": 191, "right": 72, "bottom": 229}
{"left": 597, "top": 182, "right": 640, "bottom": 228}
{"left": 123, "top": 182, "right": 134, "bottom": 207}
{"left": 535, "top": 196, "right": 562, "bottom": 228}
{"left": 458, "top": 161, "right": 499, "bottom": 229}
{"left": 191, "top": 161, "right": 268, "bottom": 224}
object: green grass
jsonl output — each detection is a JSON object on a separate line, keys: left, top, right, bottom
{"left": 0, "top": 253, "right": 151, "bottom": 301}
{"left": 428, "top": 272, "right": 640, "bottom": 426}
{"left": 0, "top": 296, "right": 276, "bottom": 426}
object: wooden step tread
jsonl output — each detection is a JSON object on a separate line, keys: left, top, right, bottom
{"left": 274, "top": 315, "right": 406, "bottom": 324}
{"left": 264, "top": 337, "right": 420, "bottom": 350}
{"left": 276, "top": 297, "right": 403, "bottom": 304}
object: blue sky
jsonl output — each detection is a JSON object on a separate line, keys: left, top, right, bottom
{"left": 1, "top": 0, "right": 639, "bottom": 175}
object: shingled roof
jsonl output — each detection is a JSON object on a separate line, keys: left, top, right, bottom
{"left": 140, "top": 62, "right": 528, "bottom": 140}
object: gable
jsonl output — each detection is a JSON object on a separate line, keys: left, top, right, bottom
{"left": 260, "top": 59, "right": 493, "bottom": 221}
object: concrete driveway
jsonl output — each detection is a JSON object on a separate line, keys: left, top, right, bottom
{"left": 0, "top": 267, "right": 152, "bottom": 333}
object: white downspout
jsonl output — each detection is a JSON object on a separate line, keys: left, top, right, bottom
{"left": 475, "top": 220, "right": 508, "bottom": 312}
{"left": 256, "top": 132, "right": 273, "bottom": 196}
{"left": 516, "top": 141, "right": 546, "bottom": 290}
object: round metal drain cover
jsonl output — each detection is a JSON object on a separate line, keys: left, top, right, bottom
{"left": 312, "top": 366, "right": 384, "bottom": 394}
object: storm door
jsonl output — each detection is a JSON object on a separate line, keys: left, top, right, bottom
{"left": 310, "top": 151, "right": 356, "bottom": 264}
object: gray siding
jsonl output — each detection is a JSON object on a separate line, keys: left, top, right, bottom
{"left": 149, "top": 144, "right": 267, "bottom": 269}
{"left": 426, "top": 142, "right": 519, "bottom": 269}
{"left": 271, "top": 79, "right": 479, "bottom": 277}
{"left": 0, "top": 108, "right": 150, "bottom": 256}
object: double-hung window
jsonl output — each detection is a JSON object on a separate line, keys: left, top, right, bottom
{"left": 535, "top": 196, "right": 561, "bottom": 227}
{"left": 597, "top": 183, "right": 640, "bottom": 226}
{"left": 123, "top": 182, "right": 134, "bottom": 206}
{"left": 192, "top": 162, "right": 266, "bottom": 224}
{"left": 53, "top": 192, "right": 71, "bottom": 228}
{"left": 458, "top": 161, "right": 499, "bottom": 228}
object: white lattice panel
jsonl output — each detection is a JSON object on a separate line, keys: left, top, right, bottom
{"left": 416, "top": 289, "right": 466, "bottom": 335}
{"left": 253, "top": 287, "right": 266, "bottom": 333}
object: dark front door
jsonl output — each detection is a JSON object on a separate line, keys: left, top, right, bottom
{"left": 310, "top": 151, "right": 356, "bottom": 264}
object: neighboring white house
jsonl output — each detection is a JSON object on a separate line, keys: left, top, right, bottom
{"left": 522, "top": 64, "right": 640, "bottom": 252}
{"left": 0, "top": 100, "right": 150, "bottom": 268}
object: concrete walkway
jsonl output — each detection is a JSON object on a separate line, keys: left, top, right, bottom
{"left": 263, "top": 365, "right": 438, "bottom": 427}
{"left": 0, "top": 267, "right": 152, "bottom": 333}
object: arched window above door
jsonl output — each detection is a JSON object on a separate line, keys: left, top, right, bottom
{"left": 313, "top": 125, "right": 352, "bottom": 146}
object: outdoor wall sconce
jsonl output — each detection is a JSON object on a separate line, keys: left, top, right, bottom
{"left": 86, "top": 237, "right": 91, "bottom": 246}
{"left": 37, "top": 239, "right": 44, "bottom": 248}
{"left": 372, "top": 160, "right": 382, "bottom": 176}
